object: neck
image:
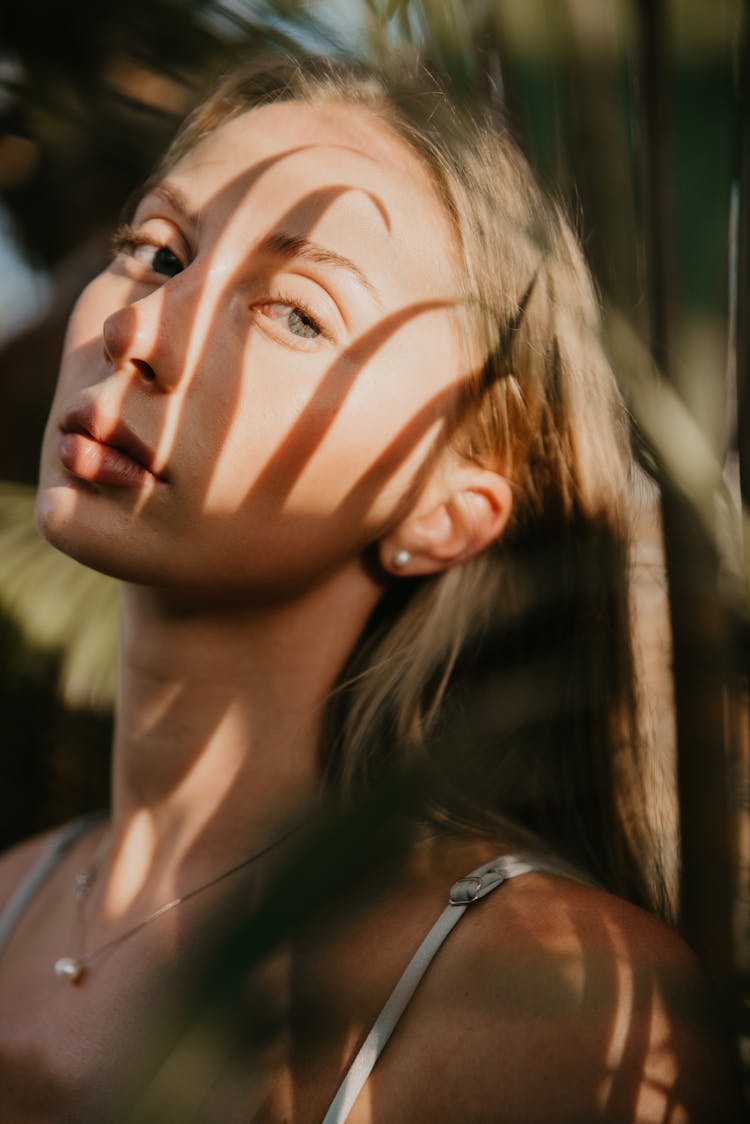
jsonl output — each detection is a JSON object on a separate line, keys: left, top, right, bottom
{"left": 103, "top": 567, "right": 381, "bottom": 915}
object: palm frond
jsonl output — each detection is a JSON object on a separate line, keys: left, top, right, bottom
{"left": 0, "top": 482, "right": 118, "bottom": 710}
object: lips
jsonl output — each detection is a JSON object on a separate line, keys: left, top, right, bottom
{"left": 58, "top": 404, "right": 168, "bottom": 486}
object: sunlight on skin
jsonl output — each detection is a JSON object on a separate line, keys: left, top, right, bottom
{"left": 152, "top": 107, "right": 458, "bottom": 513}
{"left": 105, "top": 672, "right": 317, "bottom": 919}
{"left": 22, "top": 104, "right": 549, "bottom": 1124}
{"left": 36, "top": 101, "right": 468, "bottom": 597}
{"left": 104, "top": 808, "right": 158, "bottom": 919}
{"left": 168, "top": 109, "right": 464, "bottom": 520}
{"left": 128, "top": 676, "right": 184, "bottom": 736}
{"left": 16, "top": 77, "right": 742, "bottom": 1124}
{"left": 549, "top": 944, "right": 587, "bottom": 999}
{"left": 107, "top": 689, "right": 318, "bottom": 914}
{"left": 631, "top": 1014, "right": 684, "bottom": 1123}
{"left": 594, "top": 913, "right": 686, "bottom": 1124}
{"left": 600, "top": 919, "right": 636, "bottom": 1079}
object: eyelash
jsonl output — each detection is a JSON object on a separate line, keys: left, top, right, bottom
{"left": 111, "top": 225, "right": 328, "bottom": 343}
{"left": 111, "top": 224, "right": 185, "bottom": 275}
{"left": 262, "top": 290, "right": 327, "bottom": 343}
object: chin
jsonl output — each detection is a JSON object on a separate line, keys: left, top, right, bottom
{"left": 35, "top": 481, "right": 126, "bottom": 579}
{"left": 36, "top": 479, "right": 81, "bottom": 544}
{"left": 34, "top": 480, "right": 175, "bottom": 588}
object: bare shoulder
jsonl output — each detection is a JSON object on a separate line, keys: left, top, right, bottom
{"left": 398, "top": 866, "right": 744, "bottom": 1124}
{"left": 0, "top": 826, "right": 63, "bottom": 912}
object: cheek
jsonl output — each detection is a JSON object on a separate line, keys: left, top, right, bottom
{"left": 64, "top": 276, "right": 112, "bottom": 352}
{"left": 335, "top": 313, "right": 466, "bottom": 508}
{"left": 48, "top": 278, "right": 117, "bottom": 407}
{"left": 245, "top": 313, "right": 465, "bottom": 531}
{"left": 192, "top": 332, "right": 334, "bottom": 512}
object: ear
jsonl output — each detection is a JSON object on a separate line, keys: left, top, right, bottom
{"left": 379, "top": 462, "right": 513, "bottom": 577}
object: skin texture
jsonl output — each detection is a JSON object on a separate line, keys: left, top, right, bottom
{"left": 0, "top": 100, "right": 742, "bottom": 1122}
{"left": 36, "top": 100, "right": 509, "bottom": 595}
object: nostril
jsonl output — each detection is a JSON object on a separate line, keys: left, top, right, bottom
{"left": 133, "top": 359, "right": 156, "bottom": 382}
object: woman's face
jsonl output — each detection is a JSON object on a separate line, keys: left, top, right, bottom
{"left": 36, "top": 97, "right": 467, "bottom": 598}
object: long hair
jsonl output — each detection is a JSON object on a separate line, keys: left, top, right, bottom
{"left": 160, "top": 54, "right": 662, "bottom": 912}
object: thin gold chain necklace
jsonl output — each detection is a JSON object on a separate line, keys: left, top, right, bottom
{"left": 53, "top": 825, "right": 297, "bottom": 984}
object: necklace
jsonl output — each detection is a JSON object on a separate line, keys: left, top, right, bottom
{"left": 53, "top": 825, "right": 298, "bottom": 984}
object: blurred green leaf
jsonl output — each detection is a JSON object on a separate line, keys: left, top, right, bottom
{"left": 605, "top": 307, "right": 750, "bottom": 610}
{"left": 0, "top": 482, "right": 118, "bottom": 709}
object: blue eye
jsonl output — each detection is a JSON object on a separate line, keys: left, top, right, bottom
{"left": 288, "top": 307, "right": 320, "bottom": 339}
{"left": 111, "top": 224, "right": 186, "bottom": 279}
{"left": 260, "top": 299, "right": 324, "bottom": 343}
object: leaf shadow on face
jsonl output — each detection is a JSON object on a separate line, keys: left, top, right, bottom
{"left": 25, "top": 113, "right": 522, "bottom": 1118}
{"left": 44, "top": 131, "right": 470, "bottom": 768}
{"left": 22, "top": 114, "right": 739, "bottom": 1124}
{"left": 39, "top": 114, "right": 487, "bottom": 817}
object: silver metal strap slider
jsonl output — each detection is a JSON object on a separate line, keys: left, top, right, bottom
{"left": 448, "top": 866, "right": 506, "bottom": 905}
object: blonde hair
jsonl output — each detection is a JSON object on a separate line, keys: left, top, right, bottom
{"left": 162, "top": 55, "right": 658, "bottom": 909}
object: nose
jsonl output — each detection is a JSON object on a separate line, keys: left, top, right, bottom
{"left": 102, "top": 289, "right": 173, "bottom": 388}
{"left": 103, "top": 304, "right": 154, "bottom": 381}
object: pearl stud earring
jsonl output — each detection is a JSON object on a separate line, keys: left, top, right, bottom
{"left": 393, "top": 549, "right": 411, "bottom": 569}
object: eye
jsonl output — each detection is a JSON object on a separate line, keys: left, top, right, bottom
{"left": 287, "top": 307, "right": 320, "bottom": 339}
{"left": 111, "top": 224, "right": 186, "bottom": 279}
{"left": 259, "top": 299, "right": 324, "bottom": 342}
{"left": 134, "top": 244, "right": 184, "bottom": 279}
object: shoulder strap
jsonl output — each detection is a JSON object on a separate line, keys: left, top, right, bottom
{"left": 0, "top": 814, "right": 103, "bottom": 955}
{"left": 321, "top": 851, "right": 592, "bottom": 1124}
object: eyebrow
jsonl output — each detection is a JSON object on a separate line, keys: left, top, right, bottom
{"left": 131, "top": 183, "right": 383, "bottom": 307}
{"left": 258, "top": 231, "right": 383, "bottom": 308}
{"left": 129, "top": 180, "right": 200, "bottom": 230}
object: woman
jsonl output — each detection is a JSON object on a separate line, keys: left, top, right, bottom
{"left": 0, "top": 54, "right": 741, "bottom": 1122}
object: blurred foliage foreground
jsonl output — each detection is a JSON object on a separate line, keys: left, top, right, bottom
{"left": 0, "top": 0, "right": 749, "bottom": 1111}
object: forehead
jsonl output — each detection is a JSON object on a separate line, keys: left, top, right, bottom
{"left": 164, "top": 99, "right": 461, "bottom": 304}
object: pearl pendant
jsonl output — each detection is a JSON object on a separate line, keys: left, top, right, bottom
{"left": 54, "top": 956, "right": 84, "bottom": 983}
